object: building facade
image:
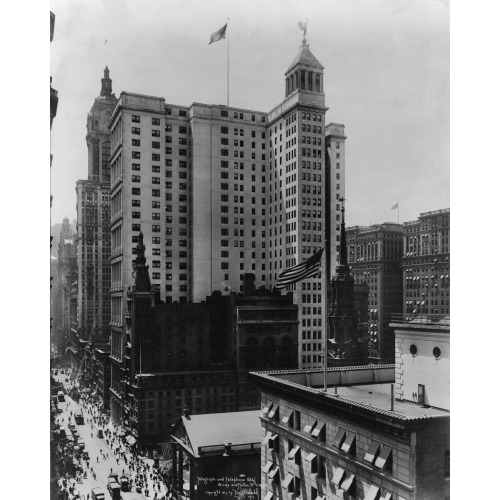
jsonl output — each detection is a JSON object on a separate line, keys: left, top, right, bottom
{"left": 108, "top": 35, "right": 344, "bottom": 372}
{"left": 253, "top": 363, "right": 450, "bottom": 500}
{"left": 170, "top": 410, "right": 261, "bottom": 500}
{"left": 109, "top": 236, "right": 298, "bottom": 445}
{"left": 55, "top": 218, "right": 77, "bottom": 354}
{"left": 75, "top": 67, "right": 116, "bottom": 348}
{"left": 390, "top": 314, "right": 450, "bottom": 411}
{"left": 402, "top": 209, "right": 450, "bottom": 317}
{"left": 346, "top": 223, "right": 404, "bottom": 362}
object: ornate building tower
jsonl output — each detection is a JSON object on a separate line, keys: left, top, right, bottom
{"left": 328, "top": 198, "right": 363, "bottom": 360}
{"left": 75, "top": 68, "right": 117, "bottom": 367}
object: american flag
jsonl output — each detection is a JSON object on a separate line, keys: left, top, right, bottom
{"left": 276, "top": 247, "right": 324, "bottom": 290}
{"left": 208, "top": 23, "right": 227, "bottom": 45}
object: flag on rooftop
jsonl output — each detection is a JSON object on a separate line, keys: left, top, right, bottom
{"left": 209, "top": 23, "right": 227, "bottom": 44}
{"left": 391, "top": 202, "right": 399, "bottom": 210}
{"left": 276, "top": 247, "right": 324, "bottom": 289}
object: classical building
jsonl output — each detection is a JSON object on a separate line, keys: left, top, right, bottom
{"left": 252, "top": 359, "right": 450, "bottom": 500}
{"left": 170, "top": 409, "right": 261, "bottom": 500}
{"left": 108, "top": 33, "right": 345, "bottom": 371}
{"left": 346, "top": 223, "right": 403, "bottom": 362}
{"left": 402, "top": 209, "right": 450, "bottom": 317}
{"left": 109, "top": 235, "right": 298, "bottom": 446}
{"left": 75, "top": 67, "right": 116, "bottom": 351}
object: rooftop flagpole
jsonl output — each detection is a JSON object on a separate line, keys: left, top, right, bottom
{"left": 227, "top": 18, "right": 230, "bottom": 107}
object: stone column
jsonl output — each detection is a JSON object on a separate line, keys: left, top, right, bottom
{"left": 172, "top": 445, "right": 177, "bottom": 490}
{"left": 189, "top": 458, "right": 196, "bottom": 500}
{"left": 178, "top": 448, "right": 184, "bottom": 493}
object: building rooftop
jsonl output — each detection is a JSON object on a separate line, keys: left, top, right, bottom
{"left": 327, "top": 383, "right": 448, "bottom": 419}
{"left": 287, "top": 41, "right": 324, "bottom": 73}
{"left": 174, "top": 410, "right": 261, "bottom": 458}
{"left": 253, "top": 366, "right": 449, "bottom": 423}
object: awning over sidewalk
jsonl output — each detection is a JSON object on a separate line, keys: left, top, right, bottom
{"left": 125, "top": 435, "right": 137, "bottom": 446}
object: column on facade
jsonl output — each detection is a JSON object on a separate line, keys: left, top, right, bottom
{"left": 172, "top": 445, "right": 177, "bottom": 490}
{"left": 189, "top": 458, "right": 196, "bottom": 500}
{"left": 178, "top": 447, "right": 184, "bottom": 493}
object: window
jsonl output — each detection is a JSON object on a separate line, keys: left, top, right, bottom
{"left": 132, "top": 211, "right": 140, "bottom": 219}
{"left": 410, "top": 344, "right": 418, "bottom": 356}
{"left": 294, "top": 410, "right": 301, "bottom": 430}
{"left": 152, "top": 117, "right": 160, "bottom": 125}
{"left": 179, "top": 110, "right": 187, "bottom": 117}
{"left": 152, "top": 177, "right": 160, "bottom": 184}
{"left": 132, "top": 224, "right": 141, "bottom": 231}
{"left": 132, "top": 188, "right": 140, "bottom": 195}
{"left": 132, "top": 115, "right": 140, "bottom": 123}
{"left": 132, "top": 139, "right": 140, "bottom": 146}
{"left": 132, "top": 200, "right": 140, "bottom": 207}
{"left": 132, "top": 151, "right": 140, "bottom": 159}
{"left": 152, "top": 141, "right": 160, "bottom": 149}
{"left": 152, "top": 237, "right": 160, "bottom": 244}
{"left": 445, "top": 450, "right": 450, "bottom": 478}
{"left": 152, "top": 201, "right": 160, "bottom": 208}
{"left": 433, "top": 346, "right": 442, "bottom": 359}
{"left": 132, "top": 163, "right": 140, "bottom": 171}
{"left": 152, "top": 153, "right": 160, "bottom": 161}
{"left": 152, "top": 189, "right": 160, "bottom": 197}
{"left": 132, "top": 127, "right": 140, "bottom": 135}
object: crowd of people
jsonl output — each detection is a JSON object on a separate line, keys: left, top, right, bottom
{"left": 52, "top": 366, "right": 175, "bottom": 500}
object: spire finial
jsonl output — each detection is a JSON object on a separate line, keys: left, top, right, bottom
{"left": 298, "top": 20, "right": 308, "bottom": 44}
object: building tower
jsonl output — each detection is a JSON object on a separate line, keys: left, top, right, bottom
{"left": 327, "top": 198, "right": 362, "bottom": 361}
{"left": 267, "top": 34, "right": 332, "bottom": 368}
{"left": 75, "top": 67, "right": 117, "bottom": 360}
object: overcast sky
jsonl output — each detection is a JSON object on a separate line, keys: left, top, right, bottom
{"left": 50, "top": 0, "right": 449, "bottom": 227}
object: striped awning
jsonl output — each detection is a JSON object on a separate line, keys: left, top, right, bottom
{"left": 282, "top": 473, "right": 294, "bottom": 488}
{"left": 365, "top": 485, "right": 380, "bottom": 500}
{"left": 288, "top": 445, "right": 300, "bottom": 459}
{"left": 331, "top": 466, "right": 345, "bottom": 487}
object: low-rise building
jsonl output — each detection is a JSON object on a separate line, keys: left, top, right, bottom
{"left": 252, "top": 357, "right": 449, "bottom": 500}
{"left": 170, "top": 409, "right": 261, "bottom": 500}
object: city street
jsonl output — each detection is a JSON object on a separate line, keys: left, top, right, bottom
{"left": 53, "top": 371, "right": 170, "bottom": 499}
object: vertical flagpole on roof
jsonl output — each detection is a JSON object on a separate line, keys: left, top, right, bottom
{"left": 227, "top": 18, "right": 230, "bottom": 107}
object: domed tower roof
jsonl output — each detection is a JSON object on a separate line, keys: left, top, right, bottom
{"left": 286, "top": 41, "right": 324, "bottom": 74}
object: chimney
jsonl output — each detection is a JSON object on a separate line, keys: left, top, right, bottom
{"left": 243, "top": 273, "right": 256, "bottom": 296}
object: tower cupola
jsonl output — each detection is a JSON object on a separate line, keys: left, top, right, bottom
{"left": 100, "top": 66, "right": 113, "bottom": 98}
{"left": 284, "top": 24, "right": 324, "bottom": 98}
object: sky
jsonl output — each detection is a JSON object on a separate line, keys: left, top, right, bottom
{"left": 49, "top": 0, "right": 449, "bottom": 228}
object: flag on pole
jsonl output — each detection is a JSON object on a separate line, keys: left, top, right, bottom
{"left": 209, "top": 23, "right": 227, "bottom": 44}
{"left": 276, "top": 247, "right": 324, "bottom": 289}
{"left": 391, "top": 202, "right": 399, "bottom": 210}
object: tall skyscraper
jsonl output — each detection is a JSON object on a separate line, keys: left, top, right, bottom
{"left": 108, "top": 35, "right": 344, "bottom": 380}
{"left": 75, "top": 68, "right": 117, "bottom": 344}
{"left": 402, "top": 208, "right": 450, "bottom": 317}
{"left": 347, "top": 223, "right": 404, "bottom": 361}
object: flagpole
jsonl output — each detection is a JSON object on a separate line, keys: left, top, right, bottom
{"left": 227, "top": 18, "right": 230, "bottom": 107}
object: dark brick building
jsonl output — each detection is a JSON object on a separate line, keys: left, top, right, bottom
{"left": 110, "top": 234, "right": 298, "bottom": 449}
